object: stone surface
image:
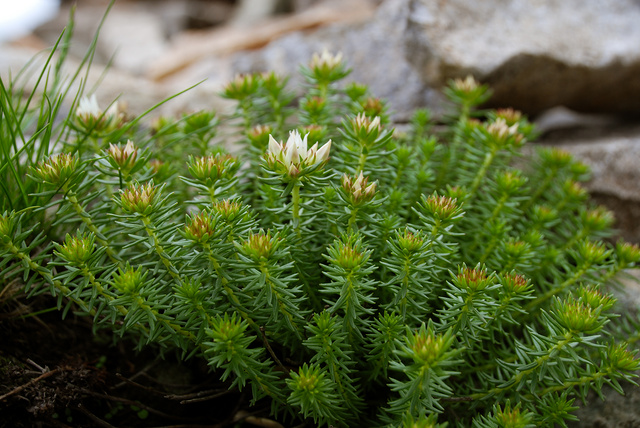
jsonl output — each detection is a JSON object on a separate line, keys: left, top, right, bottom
{"left": 230, "top": 0, "right": 640, "bottom": 117}
{"left": 230, "top": 0, "right": 441, "bottom": 121}
{"left": 570, "top": 379, "right": 640, "bottom": 428}
{"left": 537, "top": 125, "right": 640, "bottom": 243}
{"left": 405, "top": 0, "right": 640, "bottom": 115}
{"left": 544, "top": 127, "right": 640, "bottom": 202}
{"left": 569, "top": 270, "right": 640, "bottom": 428}
{"left": 149, "top": 0, "right": 375, "bottom": 81}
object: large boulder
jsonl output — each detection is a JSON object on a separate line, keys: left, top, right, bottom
{"left": 232, "top": 0, "right": 640, "bottom": 118}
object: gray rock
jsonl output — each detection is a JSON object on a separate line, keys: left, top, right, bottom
{"left": 405, "top": 0, "right": 640, "bottom": 115}
{"left": 569, "top": 269, "right": 640, "bottom": 428}
{"left": 537, "top": 126, "right": 640, "bottom": 242}
{"left": 231, "top": 0, "right": 443, "bottom": 121}
{"left": 570, "top": 379, "right": 640, "bottom": 428}
{"left": 233, "top": 0, "right": 640, "bottom": 117}
{"left": 550, "top": 129, "right": 640, "bottom": 202}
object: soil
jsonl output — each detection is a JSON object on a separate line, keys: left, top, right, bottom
{"left": 0, "top": 294, "right": 280, "bottom": 428}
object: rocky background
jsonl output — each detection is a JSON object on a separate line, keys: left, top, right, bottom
{"left": 2, "top": 0, "right": 640, "bottom": 426}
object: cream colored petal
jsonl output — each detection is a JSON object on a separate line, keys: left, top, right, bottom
{"left": 316, "top": 140, "right": 332, "bottom": 162}
{"left": 268, "top": 135, "right": 282, "bottom": 155}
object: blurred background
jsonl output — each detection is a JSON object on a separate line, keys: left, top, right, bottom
{"left": 2, "top": 0, "right": 640, "bottom": 246}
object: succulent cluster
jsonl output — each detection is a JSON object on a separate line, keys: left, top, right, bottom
{"left": 2, "top": 47, "right": 640, "bottom": 428}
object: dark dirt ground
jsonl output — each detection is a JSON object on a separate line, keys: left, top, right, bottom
{"left": 0, "top": 293, "right": 280, "bottom": 428}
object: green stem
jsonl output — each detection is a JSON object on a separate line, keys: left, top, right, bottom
{"left": 469, "top": 332, "right": 575, "bottom": 400}
{"left": 291, "top": 182, "right": 301, "bottom": 232}
{"left": 529, "top": 369, "right": 611, "bottom": 398}
{"left": 435, "top": 107, "right": 469, "bottom": 188}
{"left": 357, "top": 150, "right": 368, "bottom": 174}
{"left": 80, "top": 267, "right": 200, "bottom": 347}
{"left": 478, "top": 235, "right": 500, "bottom": 264}
{"left": 347, "top": 207, "right": 358, "bottom": 232}
{"left": 66, "top": 192, "right": 121, "bottom": 265}
{"left": 141, "top": 216, "right": 182, "bottom": 285}
{"left": 467, "top": 147, "right": 498, "bottom": 202}
{"left": 6, "top": 241, "right": 92, "bottom": 313}
{"left": 202, "top": 243, "right": 261, "bottom": 334}
{"left": 525, "top": 259, "right": 594, "bottom": 311}
{"left": 259, "top": 262, "right": 303, "bottom": 338}
{"left": 467, "top": 194, "right": 508, "bottom": 259}
{"left": 522, "top": 170, "right": 557, "bottom": 212}
{"left": 208, "top": 185, "right": 217, "bottom": 205}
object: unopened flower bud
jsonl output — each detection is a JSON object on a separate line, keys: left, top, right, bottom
{"left": 575, "top": 285, "right": 616, "bottom": 312}
{"left": 408, "top": 323, "right": 452, "bottom": 367}
{"left": 211, "top": 199, "right": 243, "bottom": 222}
{"left": 495, "top": 170, "right": 526, "bottom": 195}
{"left": 241, "top": 231, "right": 277, "bottom": 261}
{"left": 333, "top": 238, "right": 367, "bottom": 270}
{"left": 107, "top": 140, "right": 138, "bottom": 173}
{"left": 341, "top": 172, "right": 377, "bottom": 205}
{"left": 302, "top": 96, "right": 327, "bottom": 116}
{"left": 185, "top": 211, "right": 217, "bottom": 244}
{"left": 455, "top": 266, "right": 494, "bottom": 291}
{"left": 495, "top": 108, "right": 522, "bottom": 126}
{"left": 120, "top": 182, "right": 158, "bottom": 214}
{"left": 351, "top": 113, "right": 381, "bottom": 138}
{"left": 422, "top": 194, "right": 461, "bottom": 221}
{"left": 554, "top": 296, "right": 601, "bottom": 333}
{"left": 0, "top": 212, "right": 14, "bottom": 240}
{"left": 221, "top": 73, "right": 260, "bottom": 100}
{"left": 452, "top": 75, "right": 480, "bottom": 93}
{"left": 446, "top": 75, "right": 491, "bottom": 107}
{"left": 298, "top": 124, "right": 327, "bottom": 145}
{"left": 112, "top": 264, "right": 146, "bottom": 294}
{"left": 397, "top": 229, "right": 425, "bottom": 252}
{"left": 539, "top": 147, "right": 573, "bottom": 169}
{"left": 188, "top": 154, "right": 239, "bottom": 184}
{"left": 32, "top": 153, "right": 80, "bottom": 187}
{"left": 582, "top": 206, "right": 615, "bottom": 232}
{"left": 605, "top": 343, "right": 640, "bottom": 372}
{"left": 500, "top": 273, "right": 530, "bottom": 294}
{"left": 615, "top": 241, "right": 640, "bottom": 266}
{"left": 485, "top": 118, "right": 521, "bottom": 146}
{"left": 576, "top": 240, "right": 610, "bottom": 265}
{"left": 561, "top": 181, "right": 586, "bottom": 205}
{"left": 247, "top": 124, "right": 273, "bottom": 150}
{"left": 493, "top": 402, "right": 534, "bottom": 428}
{"left": 361, "top": 97, "right": 384, "bottom": 117}
{"left": 56, "top": 233, "right": 95, "bottom": 265}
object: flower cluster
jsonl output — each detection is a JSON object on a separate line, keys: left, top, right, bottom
{"left": 264, "top": 130, "right": 331, "bottom": 179}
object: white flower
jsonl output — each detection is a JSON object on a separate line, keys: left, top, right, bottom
{"left": 486, "top": 118, "right": 519, "bottom": 141}
{"left": 310, "top": 49, "right": 343, "bottom": 70}
{"left": 353, "top": 113, "right": 381, "bottom": 134}
{"left": 75, "top": 95, "right": 122, "bottom": 132}
{"left": 267, "top": 130, "right": 332, "bottom": 174}
{"left": 452, "top": 75, "right": 480, "bottom": 93}
{"left": 77, "top": 95, "right": 101, "bottom": 118}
